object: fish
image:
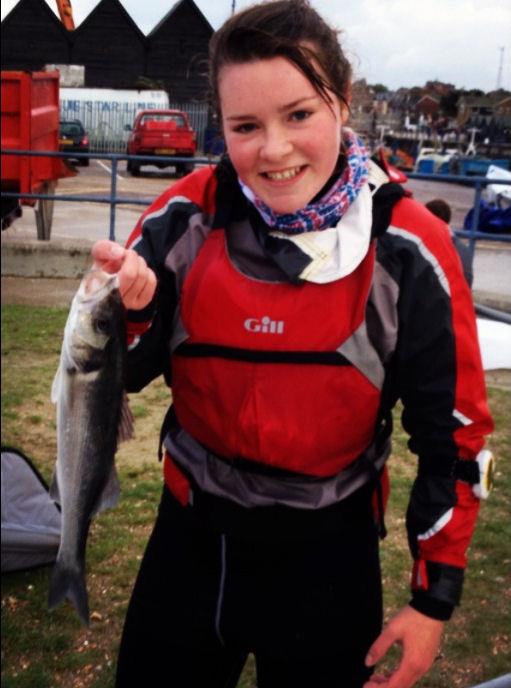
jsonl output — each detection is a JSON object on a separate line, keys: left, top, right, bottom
{"left": 48, "top": 268, "right": 134, "bottom": 625}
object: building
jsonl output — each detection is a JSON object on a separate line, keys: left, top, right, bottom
{"left": 70, "top": 0, "right": 146, "bottom": 90}
{"left": 1, "top": 0, "right": 72, "bottom": 70}
{"left": 146, "top": 0, "right": 212, "bottom": 102}
{"left": 1, "top": 0, "right": 213, "bottom": 101}
{"left": 415, "top": 94, "right": 440, "bottom": 118}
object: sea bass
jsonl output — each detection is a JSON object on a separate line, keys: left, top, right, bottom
{"left": 49, "top": 268, "right": 133, "bottom": 625}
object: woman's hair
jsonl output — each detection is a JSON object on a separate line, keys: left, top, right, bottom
{"left": 209, "top": 0, "right": 352, "bottom": 117}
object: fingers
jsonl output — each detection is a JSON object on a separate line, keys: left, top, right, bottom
{"left": 365, "top": 625, "right": 395, "bottom": 668}
{"left": 363, "top": 606, "right": 444, "bottom": 688}
{"left": 91, "top": 240, "right": 157, "bottom": 310}
{"left": 118, "top": 250, "right": 157, "bottom": 310}
{"left": 92, "top": 239, "right": 126, "bottom": 273}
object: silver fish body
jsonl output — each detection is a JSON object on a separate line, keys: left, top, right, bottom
{"left": 49, "top": 269, "right": 133, "bottom": 625}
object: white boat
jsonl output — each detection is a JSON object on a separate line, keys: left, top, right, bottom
{"left": 476, "top": 318, "right": 511, "bottom": 370}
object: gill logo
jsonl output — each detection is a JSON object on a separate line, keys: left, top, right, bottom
{"left": 244, "top": 316, "right": 285, "bottom": 334}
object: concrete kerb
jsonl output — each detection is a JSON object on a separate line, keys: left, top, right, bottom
{"left": 1, "top": 238, "right": 93, "bottom": 279}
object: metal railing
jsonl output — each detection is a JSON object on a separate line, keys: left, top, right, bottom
{"left": 1, "top": 149, "right": 219, "bottom": 241}
{"left": 1, "top": 149, "right": 510, "bottom": 247}
{"left": 406, "top": 170, "right": 511, "bottom": 265}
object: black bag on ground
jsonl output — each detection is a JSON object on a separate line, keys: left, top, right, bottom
{"left": 1, "top": 446, "right": 61, "bottom": 573}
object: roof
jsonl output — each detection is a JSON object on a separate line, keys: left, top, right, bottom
{"left": 416, "top": 94, "right": 440, "bottom": 105}
{"left": 1, "top": 0, "right": 69, "bottom": 38}
{"left": 148, "top": 0, "right": 213, "bottom": 37}
{"left": 458, "top": 96, "right": 499, "bottom": 108}
{"left": 71, "top": 0, "right": 146, "bottom": 42}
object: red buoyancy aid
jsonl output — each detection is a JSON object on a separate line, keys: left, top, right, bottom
{"left": 171, "top": 227, "right": 384, "bottom": 478}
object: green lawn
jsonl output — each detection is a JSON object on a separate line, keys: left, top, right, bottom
{"left": 1, "top": 304, "right": 510, "bottom": 687}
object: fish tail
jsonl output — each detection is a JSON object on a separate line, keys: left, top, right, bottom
{"left": 48, "top": 559, "right": 90, "bottom": 626}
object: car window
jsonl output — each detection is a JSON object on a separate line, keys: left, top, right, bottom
{"left": 60, "top": 122, "right": 83, "bottom": 136}
{"left": 140, "top": 114, "right": 186, "bottom": 127}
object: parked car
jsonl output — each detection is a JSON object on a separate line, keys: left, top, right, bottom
{"left": 126, "top": 109, "right": 196, "bottom": 176}
{"left": 59, "top": 120, "right": 90, "bottom": 166}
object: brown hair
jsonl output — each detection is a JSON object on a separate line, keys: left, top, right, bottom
{"left": 209, "top": 0, "right": 352, "bottom": 118}
{"left": 425, "top": 198, "right": 452, "bottom": 224}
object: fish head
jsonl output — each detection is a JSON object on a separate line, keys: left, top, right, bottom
{"left": 65, "top": 270, "right": 124, "bottom": 368}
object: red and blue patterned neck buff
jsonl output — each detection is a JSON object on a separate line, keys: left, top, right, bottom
{"left": 239, "top": 128, "right": 369, "bottom": 235}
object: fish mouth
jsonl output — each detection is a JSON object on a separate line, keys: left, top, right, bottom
{"left": 261, "top": 165, "right": 306, "bottom": 182}
{"left": 79, "top": 270, "right": 119, "bottom": 301}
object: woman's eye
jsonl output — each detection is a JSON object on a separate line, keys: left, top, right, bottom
{"left": 233, "top": 122, "right": 257, "bottom": 134}
{"left": 290, "top": 110, "right": 312, "bottom": 122}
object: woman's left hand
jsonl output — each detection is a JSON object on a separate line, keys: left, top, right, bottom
{"left": 363, "top": 605, "right": 444, "bottom": 688}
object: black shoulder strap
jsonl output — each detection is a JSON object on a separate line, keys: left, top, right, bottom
{"left": 371, "top": 182, "right": 406, "bottom": 239}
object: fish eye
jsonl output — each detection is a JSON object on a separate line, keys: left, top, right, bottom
{"left": 94, "top": 319, "right": 110, "bottom": 334}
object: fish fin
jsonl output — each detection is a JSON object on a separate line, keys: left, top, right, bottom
{"left": 92, "top": 463, "right": 120, "bottom": 516}
{"left": 48, "top": 558, "right": 90, "bottom": 626}
{"left": 51, "top": 365, "right": 62, "bottom": 404}
{"left": 49, "top": 468, "right": 61, "bottom": 505}
{"left": 118, "top": 391, "right": 134, "bottom": 443}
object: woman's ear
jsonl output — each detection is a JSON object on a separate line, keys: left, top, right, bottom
{"left": 341, "top": 86, "right": 351, "bottom": 124}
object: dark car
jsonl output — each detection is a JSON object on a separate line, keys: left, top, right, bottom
{"left": 59, "top": 120, "right": 90, "bottom": 166}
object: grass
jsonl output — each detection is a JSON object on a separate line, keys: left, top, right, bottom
{"left": 1, "top": 303, "right": 510, "bottom": 687}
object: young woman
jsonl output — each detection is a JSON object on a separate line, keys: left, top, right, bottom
{"left": 93, "top": 2, "right": 493, "bottom": 686}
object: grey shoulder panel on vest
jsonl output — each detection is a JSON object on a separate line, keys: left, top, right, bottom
{"left": 164, "top": 211, "right": 214, "bottom": 294}
{"left": 366, "top": 260, "right": 400, "bottom": 366}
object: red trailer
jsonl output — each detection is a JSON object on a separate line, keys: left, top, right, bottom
{"left": 1, "top": 70, "right": 75, "bottom": 240}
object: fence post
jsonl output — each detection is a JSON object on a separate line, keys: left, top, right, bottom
{"left": 109, "top": 156, "right": 118, "bottom": 242}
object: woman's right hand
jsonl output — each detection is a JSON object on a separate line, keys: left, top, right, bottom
{"left": 91, "top": 239, "right": 157, "bottom": 311}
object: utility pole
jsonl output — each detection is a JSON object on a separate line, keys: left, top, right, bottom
{"left": 232, "top": 0, "right": 236, "bottom": 13}
{"left": 496, "top": 46, "right": 505, "bottom": 90}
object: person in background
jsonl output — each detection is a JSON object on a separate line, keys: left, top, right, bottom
{"left": 425, "top": 198, "right": 473, "bottom": 286}
{"left": 93, "top": 2, "right": 493, "bottom": 686}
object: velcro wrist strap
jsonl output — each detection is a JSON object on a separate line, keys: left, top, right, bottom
{"left": 418, "top": 456, "right": 479, "bottom": 484}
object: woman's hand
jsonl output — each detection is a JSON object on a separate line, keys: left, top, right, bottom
{"left": 91, "top": 240, "right": 157, "bottom": 311}
{"left": 363, "top": 605, "right": 444, "bottom": 688}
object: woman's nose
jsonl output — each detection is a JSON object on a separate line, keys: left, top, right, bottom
{"left": 259, "top": 125, "right": 293, "bottom": 161}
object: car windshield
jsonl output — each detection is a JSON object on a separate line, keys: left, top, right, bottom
{"left": 140, "top": 114, "right": 186, "bottom": 127}
{"left": 60, "top": 122, "right": 84, "bottom": 136}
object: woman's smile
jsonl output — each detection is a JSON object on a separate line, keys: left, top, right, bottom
{"left": 219, "top": 57, "right": 347, "bottom": 214}
{"left": 261, "top": 165, "right": 307, "bottom": 182}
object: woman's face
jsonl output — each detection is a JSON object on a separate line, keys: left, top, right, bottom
{"left": 219, "top": 56, "right": 348, "bottom": 215}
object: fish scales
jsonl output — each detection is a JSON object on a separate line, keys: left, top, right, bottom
{"left": 49, "top": 269, "right": 133, "bottom": 625}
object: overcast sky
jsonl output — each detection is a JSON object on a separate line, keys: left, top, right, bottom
{"left": 2, "top": 0, "right": 511, "bottom": 91}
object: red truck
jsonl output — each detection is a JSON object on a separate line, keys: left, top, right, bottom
{"left": 1, "top": 70, "right": 74, "bottom": 239}
{"left": 126, "top": 109, "right": 197, "bottom": 177}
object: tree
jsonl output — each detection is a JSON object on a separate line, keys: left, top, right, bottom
{"left": 369, "top": 83, "right": 389, "bottom": 94}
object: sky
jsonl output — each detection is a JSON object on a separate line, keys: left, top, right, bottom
{"left": 1, "top": 0, "right": 511, "bottom": 92}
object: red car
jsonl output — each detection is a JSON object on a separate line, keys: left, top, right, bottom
{"left": 126, "top": 109, "right": 197, "bottom": 177}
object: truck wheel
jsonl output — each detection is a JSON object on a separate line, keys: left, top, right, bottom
{"left": 35, "top": 182, "right": 55, "bottom": 241}
{"left": 128, "top": 162, "right": 140, "bottom": 176}
{"left": 176, "top": 162, "right": 194, "bottom": 177}
{"left": 1, "top": 198, "right": 22, "bottom": 230}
